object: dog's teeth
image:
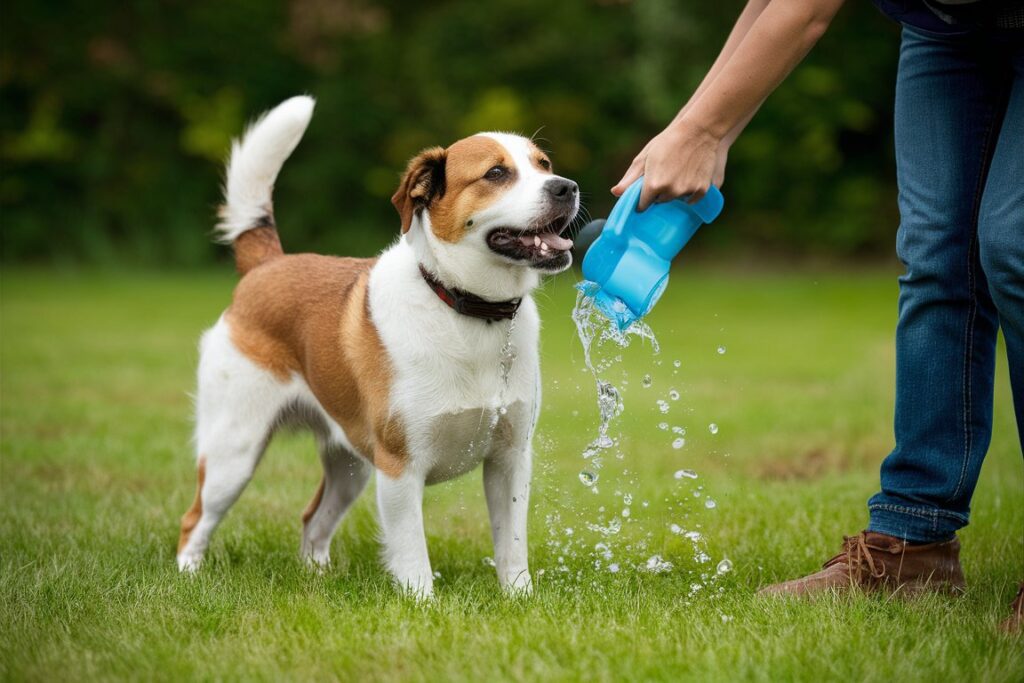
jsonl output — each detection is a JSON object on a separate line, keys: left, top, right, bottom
{"left": 534, "top": 235, "right": 541, "bottom": 247}
{"left": 541, "top": 242, "right": 549, "bottom": 252}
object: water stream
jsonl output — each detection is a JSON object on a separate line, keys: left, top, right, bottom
{"left": 532, "top": 281, "right": 731, "bottom": 594}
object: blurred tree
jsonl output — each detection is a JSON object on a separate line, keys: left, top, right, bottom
{"left": 0, "top": 0, "right": 900, "bottom": 266}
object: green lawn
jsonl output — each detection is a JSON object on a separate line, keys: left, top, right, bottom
{"left": 1, "top": 266, "right": 1021, "bottom": 682}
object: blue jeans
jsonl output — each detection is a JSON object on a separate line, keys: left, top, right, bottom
{"left": 867, "top": 26, "right": 1024, "bottom": 543}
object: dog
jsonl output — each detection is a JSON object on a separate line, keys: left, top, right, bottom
{"left": 176, "top": 96, "right": 579, "bottom": 597}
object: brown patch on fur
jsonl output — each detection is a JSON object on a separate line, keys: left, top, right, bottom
{"left": 428, "top": 136, "right": 515, "bottom": 243}
{"left": 392, "top": 136, "right": 517, "bottom": 243}
{"left": 302, "top": 477, "right": 325, "bottom": 525}
{"left": 392, "top": 147, "right": 446, "bottom": 234}
{"left": 233, "top": 226, "right": 284, "bottom": 275}
{"left": 528, "top": 145, "right": 553, "bottom": 174}
{"left": 178, "top": 457, "right": 206, "bottom": 553}
{"left": 226, "top": 253, "right": 409, "bottom": 476}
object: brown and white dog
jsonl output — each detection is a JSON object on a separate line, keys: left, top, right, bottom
{"left": 176, "top": 96, "right": 578, "bottom": 596}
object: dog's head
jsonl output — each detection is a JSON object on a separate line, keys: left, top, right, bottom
{"left": 392, "top": 133, "right": 579, "bottom": 299}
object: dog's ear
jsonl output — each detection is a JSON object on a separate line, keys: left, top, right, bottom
{"left": 391, "top": 146, "right": 447, "bottom": 234}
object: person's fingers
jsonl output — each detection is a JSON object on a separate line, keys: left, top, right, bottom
{"left": 611, "top": 156, "right": 645, "bottom": 196}
{"left": 637, "top": 181, "right": 664, "bottom": 212}
{"left": 685, "top": 185, "right": 709, "bottom": 205}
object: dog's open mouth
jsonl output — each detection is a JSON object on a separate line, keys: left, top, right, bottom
{"left": 487, "top": 213, "right": 575, "bottom": 270}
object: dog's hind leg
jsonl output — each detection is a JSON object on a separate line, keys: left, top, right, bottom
{"left": 177, "top": 320, "right": 293, "bottom": 572}
{"left": 300, "top": 439, "right": 372, "bottom": 568}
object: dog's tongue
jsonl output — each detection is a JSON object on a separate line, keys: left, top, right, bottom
{"left": 520, "top": 232, "right": 573, "bottom": 251}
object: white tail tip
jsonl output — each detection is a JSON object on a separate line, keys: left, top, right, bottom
{"left": 216, "top": 95, "right": 316, "bottom": 243}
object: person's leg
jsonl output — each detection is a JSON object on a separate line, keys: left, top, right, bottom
{"left": 866, "top": 27, "right": 1017, "bottom": 543}
{"left": 759, "top": 27, "right": 1017, "bottom": 597}
{"left": 976, "top": 39, "right": 1024, "bottom": 451}
{"left": 980, "top": 40, "right": 1024, "bottom": 633}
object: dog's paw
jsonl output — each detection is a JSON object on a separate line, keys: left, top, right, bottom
{"left": 301, "top": 548, "right": 332, "bottom": 573}
{"left": 177, "top": 553, "right": 203, "bottom": 574}
{"left": 501, "top": 569, "right": 533, "bottom": 597}
{"left": 394, "top": 573, "right": 435, "bottom": 601}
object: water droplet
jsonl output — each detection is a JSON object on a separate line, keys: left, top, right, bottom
{"left": 498, "top": 405, "right": 507, "bottom": 415}
{"left": 673, "top": 360, "right": 681, "bottom": 368}
{"left": 708, "top": 423, "right": 719, "bottom": 435}
{"left": 564, "top": 527, "right": 574, "bottom": 536}
{"left": 579, "top": 470, "right": 598, "bottom": 486}
{"left": 672, "top": 437, "right": 685, "bottom": 449}
{"left": 716, "top": 558, "right": 733, "bottom": 575}
{"left": 670, "top": 523, "right": 683, "bottom": 534}
{"left": 674, "top": 469, "right": 698, "bottom": 480}
{"left": 433, "top": 571, "right": 442, "bottom": 579}
{"left": 669, "top": 389, "right": 680, "bottom": 401}
{"left": 684, "top": 531, "right": 702, "bottom": 542}
{"left": 704, "top": 498, "right": 717, "bottom": 509}
{"left": 623, "top": 493, "right": 633, "bottom": 505}
{"left": 641, "top": 374, "right": 652, "bottom": 388}
{"left": 621, "top": 507, "right": 631, "bottom": 518}
{"left": 482, "top": 556, "right": 496, "bottom": 567}
{"left": 645, "top": 555, "right": 674, "bottom": 573}
{"left": 717, "top": 345, "right": 726, "bottom": 355}
{"left": 657, "top": 400, "right": 670, "bottom": 414}
{"left": 658, "top": 422, "right": 669, "bottom": 431}
{"left": 608, "top": 562, "right": 620, "bottom": 573}
{"left": 672, "top": 426, "right": 686, "bottom": 435}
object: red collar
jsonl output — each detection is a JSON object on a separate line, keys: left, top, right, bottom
{"left": 418, "top": 265, "right": 521, "bottom": 323}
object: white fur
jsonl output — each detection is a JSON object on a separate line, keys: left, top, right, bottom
{"left": 216, "top": 95, "right": 315, "bottom": 242}
{"left": 180, "top": 103, "right": 574, "bottom": 599}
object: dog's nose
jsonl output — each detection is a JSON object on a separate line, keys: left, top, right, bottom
{"left": 545, "top": 178, "right": 578, "bottom": 202}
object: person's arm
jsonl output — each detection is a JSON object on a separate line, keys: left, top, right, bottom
{"left": 613, "top": 0, "right": 846, "bottom": 211}
{"left": 675, "top": 0, "right": 771, "bottom": 126}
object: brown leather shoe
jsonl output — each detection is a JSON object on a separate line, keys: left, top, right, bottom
{"left": 758, "top": 531, "right": 966, "bottom": 597}
{"left": 999, "top": 582, "right": 1023, "bottom": 634}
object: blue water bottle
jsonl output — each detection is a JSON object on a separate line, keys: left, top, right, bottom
{"left": 579, "top": 177, "right": 724, "bottom": 330}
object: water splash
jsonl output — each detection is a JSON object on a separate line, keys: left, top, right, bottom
{"left": 571, "top": 283, "right": 659, "bottom": 484}
{"left": 538, "top": 281, "right": 724, "bottom": 589}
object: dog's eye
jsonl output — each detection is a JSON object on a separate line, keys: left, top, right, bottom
{"left": 484, "top": 166, "right": 507, "bottom": 181}
{"left": 538, "top": 158, "right": 551, "bottom": 171}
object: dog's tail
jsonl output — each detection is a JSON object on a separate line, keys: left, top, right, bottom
{"left": 216, "top": 95, "right": 315, "bottom": 275}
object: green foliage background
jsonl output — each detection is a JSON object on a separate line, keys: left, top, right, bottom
{"left": 1, "top": 0, "right": 901, "bottom": 266}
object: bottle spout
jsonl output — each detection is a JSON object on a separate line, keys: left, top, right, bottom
{"left": 577, "top": 283, "right": 639, "bottom": 331}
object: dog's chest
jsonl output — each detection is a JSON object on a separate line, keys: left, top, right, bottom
{"left": 419, "top": 400, "right": 531, "bottom": 484}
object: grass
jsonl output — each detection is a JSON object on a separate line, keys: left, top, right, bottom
{"left": 1, "top": 265, "right": 1021, "bottom": 682}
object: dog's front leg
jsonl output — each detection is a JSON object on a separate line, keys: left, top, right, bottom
{"left": 483, "top": 447, "right": 532, "bottom": 595}
{"left": 376, "top": 470, "right": 434, "bottom": 598}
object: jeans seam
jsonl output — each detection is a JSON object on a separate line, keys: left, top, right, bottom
{"left": 869, "top": 502, "right": 969, "bottom": 525}
{"left": 950, "top": 96, "right": 1005, "bottom": 504}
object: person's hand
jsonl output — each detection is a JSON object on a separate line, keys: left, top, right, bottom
{"left": 611, "top": 117, "right": 724, "bottom": 211}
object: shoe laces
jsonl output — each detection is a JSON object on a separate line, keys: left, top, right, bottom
{"left": 824, "top": 532, "right": 888, "bottom": 580}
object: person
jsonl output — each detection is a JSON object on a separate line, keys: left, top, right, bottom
{"left": 613, "top": 0, "right": 1022, "bottom": 632}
